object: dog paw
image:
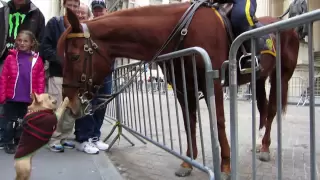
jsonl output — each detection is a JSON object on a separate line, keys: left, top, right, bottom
{"left": 62, "top": 97, "right": 70, "bottom": 107}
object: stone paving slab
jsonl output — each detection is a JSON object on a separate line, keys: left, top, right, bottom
{"left": 101, "top": 92, "right": 320, "bottom": 180}
{"left": 0, "top": 144, "right": 123, "bottom": 180}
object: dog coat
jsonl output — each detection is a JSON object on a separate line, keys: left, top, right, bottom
{"left": 14, "top": 110, "right": 57, "bottom": 159}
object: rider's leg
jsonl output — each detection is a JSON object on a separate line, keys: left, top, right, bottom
{"left": 231, "top": 0, "right": 274, "bottom": 54}
{"left": 230, "top": 0, "right": 257, "bottom": 37}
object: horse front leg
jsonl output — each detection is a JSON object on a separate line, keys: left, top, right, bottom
{"left": 212, "top": 82, "right": 231, "bottom": 179}
{"left": 174, "top": 92, "right": 198, "bottom": 177}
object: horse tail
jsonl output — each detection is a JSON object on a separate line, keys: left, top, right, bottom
{"left": 269, "top": 66, "right": 289, "bottom": 114}
{"left": 269, "top": 29, "right": 299, "bottom": 114}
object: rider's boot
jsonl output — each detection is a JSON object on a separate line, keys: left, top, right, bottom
{"left": 239, "top": 22, "right": 275, "bottom": 74}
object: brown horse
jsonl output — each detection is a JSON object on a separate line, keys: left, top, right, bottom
{"left": 59, "top": 2, "right": 299, "bottom": 179}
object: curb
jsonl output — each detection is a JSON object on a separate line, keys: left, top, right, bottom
{"left": 92, "top": 152, "right": 124, "bottom": 180}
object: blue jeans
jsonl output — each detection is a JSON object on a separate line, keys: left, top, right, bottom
{"left": 74, "top": 75, "right": 113, "bottom": 143}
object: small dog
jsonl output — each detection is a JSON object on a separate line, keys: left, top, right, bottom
{"left": 14, "top": 93, "right": 70, "bottom": 180}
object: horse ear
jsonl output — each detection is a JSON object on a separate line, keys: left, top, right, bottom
{"left": 66, "top": 8, "right": 81, "bottom": 33}
{"left": 31, "top": 93, "right": 40, "bottom": 104}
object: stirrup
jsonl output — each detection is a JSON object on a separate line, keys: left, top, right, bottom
{"left": 238, "top": 53, "right": 260, "bottom": 74}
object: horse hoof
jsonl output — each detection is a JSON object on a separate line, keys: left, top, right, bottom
{"left": 259, "top": 152, "right": 271, "bottom": 162}
{"left": 221, "top": 172, "right": 231, "bottom": 180}
{"left": 175, "top": 167, "right": 192, "bottom": 177}
{"left": 251, "top": 145, "right": 261, "bottom": 153}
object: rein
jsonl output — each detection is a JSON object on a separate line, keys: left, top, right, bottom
{"left": 62, "top": 0, "right": 207, "bottom": 115}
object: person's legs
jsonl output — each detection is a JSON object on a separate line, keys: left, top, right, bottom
{"left": 3, "top": 102, "right": 24, "bottom": 154}
{"left": 0, "top": 63, "right": 5, "bottom": 149}
{"left": 91, "top": 76, "right": 112, "bottom": 150}
{"left": 13, "top": 102, "right": 29, "bottom": 145}
{"left": 0, "top": 105, "right": 5, "bottom": 149}
{"left": 74, "top": 115, "right": 99, "bottom": 154}
{"left": 91, "top": 107, "right": 109, "bottom": 150}
{"left": 93, "top": 76, "right": 112, "bottom": 137}
{"left": 47, "top": 77, "right": 63, "bottom": 105}
{"left": 230, "top": 0, "right": 257, "bottom": 35}
{"left": 47, "top": 77, "right": 75, "bottom": 152}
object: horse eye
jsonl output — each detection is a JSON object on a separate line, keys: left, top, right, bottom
{"left": 70, "top": 54, "right": 80, "bottom": 61}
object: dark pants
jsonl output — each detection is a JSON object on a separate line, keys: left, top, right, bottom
{"left": 0, "top": 62, "right": 4, "bottom": 143}
{"left": 0, "top": 109, "right": 5, "bottom": 144}
{"left": 230, "top": 0, "right": 257, "bottom": 35}
{"left": 75, "top": 75, "right": 113, "bottom": 143}
{"left": 3, "top": 101, "right": 28, "bottom": 145}
{"left": 230, "top": 0, "right": 271, "bottom": 53}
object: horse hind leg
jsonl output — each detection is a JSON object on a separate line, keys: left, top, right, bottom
{"left": 259, "top": 70, "right": 290, "bottom": 162}
{"left": 253, "top": 78, "right": 268, "bottom": 152}
{"left": 174, "top": 91, "right": 198, "bottom": 177}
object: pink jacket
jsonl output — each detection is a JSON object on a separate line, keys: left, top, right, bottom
{"left": 0, "top": 49, "right": 45, "bottom": 103}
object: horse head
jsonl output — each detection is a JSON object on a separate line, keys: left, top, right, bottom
{"left": 58, "top": 8, "right": 112, "bottom": 116}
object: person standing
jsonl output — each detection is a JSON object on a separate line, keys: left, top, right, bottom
{"left": 40, "top": 0, "right": 80, "bottom": 152}
{"left": 0, "top": 30, "right": 45, "bottom": 154}
{"left": 78, "top": 2, "right": 92, "bottom": 21}
{"left": 0, "top": 0, "right": 45, "bottom": 149}
{"left": 74, "top": 0, "right": 110, "bottom": 154}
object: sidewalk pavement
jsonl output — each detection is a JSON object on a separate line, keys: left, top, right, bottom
{"left": 0, "top": 145, "right": 124, "bottom": 180}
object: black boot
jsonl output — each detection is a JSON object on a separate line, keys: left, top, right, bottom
{"left": 4, "top": 143, "right": 16, "bottom": 154}
{"left": 238, "top": 22, "right": 274, "bottom": 74}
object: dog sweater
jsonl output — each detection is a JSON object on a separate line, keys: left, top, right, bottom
{"left": 14, "top": 110, "right": 57, "bottom": 159}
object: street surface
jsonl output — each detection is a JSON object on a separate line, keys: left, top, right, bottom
{"left": 102, "top": 91, "right": 320, "bottom": 180}
{"left": 0, "top": 144, "right": 123, "bottom": 180}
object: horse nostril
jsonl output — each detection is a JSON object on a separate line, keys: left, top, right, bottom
{"left": 53, "top": 100, "right": 57, "bottom": 104}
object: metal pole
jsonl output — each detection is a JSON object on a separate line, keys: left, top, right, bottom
{"left": 250, "top": 38, "right": 257, "bottom": 180}
{"left": 229, "top": 47, "right": 239, "bottom": 180}
{"left": 307, "top": 22, "right": 317, "bottom": 180}
{"left": 275, "top": 32, "right": 282, "bottom": 180}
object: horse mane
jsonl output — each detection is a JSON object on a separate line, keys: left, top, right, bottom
{"left": 89, "top": 2, "right": 189, "bottom": 22}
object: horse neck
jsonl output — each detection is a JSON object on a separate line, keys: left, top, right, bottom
{"left": 87, "top": 6, "right": 187, "bottom": 61}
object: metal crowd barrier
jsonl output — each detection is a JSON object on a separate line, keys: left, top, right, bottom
{"left": 103, "top": 47, "right": 220, "bottom": 180}
{"left": 224, "top": 76, "right": 313, "bottom": 103}
{"left": 228, "top": 9, "right": 320, "bottom": 180}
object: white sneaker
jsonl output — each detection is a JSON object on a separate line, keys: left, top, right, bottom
{"left": 76, "top": 140, "right": 99, "bottom": 154}
{"left": 89, "top": 137, "right": 109, "bottom": 151}
{"left": 93, "top": 140, "right": 109, "bottom": 151}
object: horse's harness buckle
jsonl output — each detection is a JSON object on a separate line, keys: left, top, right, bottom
{"left": 181, "top": 28, "right": 188, "bottom": 36}
{"left": 81, "top": 74, "right": 86, "bottom": 82}
{"left": 84, "top": 44, "right": 89, "bottom": 52}
{"left": 88, "top": 48, "right": 94, "bottom": 55}
{"left": 88, "top": 79, "right": 93, "bottom": 86}
{"left": 92, "top": 42, "right": 98, "bottom": 49}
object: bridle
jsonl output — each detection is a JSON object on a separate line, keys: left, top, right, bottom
{"left": 61, "top": 0, "right": 208, "bottom": 115}
{"left": 62, "top": 23, "right": 102, "bottom": 113}
{"left": 62, "top": 23, "right": 138, "bottom": 115}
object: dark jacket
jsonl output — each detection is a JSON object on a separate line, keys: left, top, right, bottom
{"left": 0, "top": 0, "right": 45, "bottom": 63}
{"left": 40, "top": 16, "right": 66, "bottom": 77}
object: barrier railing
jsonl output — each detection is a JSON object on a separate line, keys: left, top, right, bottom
{"left": 228, "top": 9, "right": 320, "bottom": 180}
{"left": 103, "top": 47, "right": 220, "bottom": 180}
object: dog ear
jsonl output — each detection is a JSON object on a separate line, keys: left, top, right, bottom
{"left": 31, "top": 93, "right": 40, "bottom": 104}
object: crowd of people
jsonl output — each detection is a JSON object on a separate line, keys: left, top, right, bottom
{"left": 0, "top": 0, "right": 112, "bottom": 155}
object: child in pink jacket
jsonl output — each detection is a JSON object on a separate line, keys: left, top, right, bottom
{"left": 0, "top": 30, "right": 45, "bottom": 154}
